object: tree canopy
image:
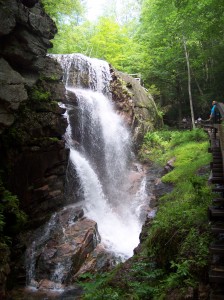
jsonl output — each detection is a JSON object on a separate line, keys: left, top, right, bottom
{"left": 43, "top": 0, "right": 224, "bottom": 125}
{"left": 137, "top": 0, "right": 224, "bottom": 123}
{"left": 41, "top": 0, "right": 85, "bottom": 24}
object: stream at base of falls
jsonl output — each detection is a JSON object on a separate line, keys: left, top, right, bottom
{"left": 13, "top": 54, "right": 158, "bottom": 298}
{"left": 8, "top": 286, "right": 83, "bottom": 300}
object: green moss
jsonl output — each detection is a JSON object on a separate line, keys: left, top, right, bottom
{"left": 30, "top": 88, "right": 51, "bottom": 103}
{"left": 31, "top": 137, "right": 60, "bottom": 147}
{"left": 40, "top": 74, "right": 60, "bottom": 81}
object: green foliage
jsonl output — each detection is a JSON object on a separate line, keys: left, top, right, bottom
{"left": 169, "top": 129, "right": 208, "bottom": 147}
{"left": 139, "top": 130, "right": 171, "bottom": 163}
{"left": 50, "top": 20, "right": 93, "bottom": 54}
{"left": 30, "top": 88, "right": 51, "bottom": 103}
{"left": 126, "top": 261, "right": 164, "bottom": 299}
{"left": 80, "top": 261, "right": 164, "bottom": 300}
{"left": 0, "top": 174, "right": 27, "bottom": 274}
{"left": 50, "top": 16, "right": 140, "bottom": 72}
{"left": 3, "top": 126, "right": 27, "bottom": 148}
{"left": 79, "top": 272, "right": 121, "bottom": 300}
{"left": 0, "top": 176, "right": 27, "bottom": 243}
{"left": 142, "top": 129, "right": 212, "bottom": 296}
{"left": 88, "top": 17, "right": 138, "bottom": 70}
{"left": 0, "top": 177, "right": 27, "bottom": 288}
{"left": 162, "top": 142, "right": 210, "bottom": 182}
{"left": 137, "top": 0, "right": 224, "bottom": 120}
{"left": 139, "top": 128, "right": 209, "bottom": 165}
{"left": 41, "top": 0, "right": 84, "bottom": 24}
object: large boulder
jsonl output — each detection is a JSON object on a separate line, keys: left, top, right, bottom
{"left": 110, "top": 69, "right": 163, "bottom": 149}
{"left": 25, "top": 206, "right": 101, "bottom": 287}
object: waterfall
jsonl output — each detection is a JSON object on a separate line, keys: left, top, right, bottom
{"left": 24, "top": 54, "right": 149, "bottom": 292}
{"left": 53, "top": 53, "right": 147, "bottom": 260}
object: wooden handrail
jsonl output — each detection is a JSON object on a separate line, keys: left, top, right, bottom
{"left": 212, "top": 103, "right": 224, "bottom": 176}
{"left": 216, "top": 103, "right": 224, "bottom": 119}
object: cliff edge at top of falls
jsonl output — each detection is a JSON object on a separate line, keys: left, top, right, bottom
{"left": 110, "top": 68, "right": 163, "bottom": 149}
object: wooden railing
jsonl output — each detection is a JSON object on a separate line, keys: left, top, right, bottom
{"left": 213, "top": 103, "right": 224, "bottom": 175}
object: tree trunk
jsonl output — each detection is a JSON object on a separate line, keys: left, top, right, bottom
{"left": 176, "top": 76, "right": 182, "bottom": 128}
{"left": 183, "top": 36, "right": 195, "bottom": 129}
{"left": 192, "top": 71, "right": 204, "bottom": 96}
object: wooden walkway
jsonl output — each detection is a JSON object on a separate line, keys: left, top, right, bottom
{"left": 206, "top": 123, "right": 224, "bottom": 299}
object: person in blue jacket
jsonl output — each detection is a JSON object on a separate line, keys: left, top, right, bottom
{"left": 209, "top": 100, "right": 220, "bottom": 138}
{"left": 209, "top": 100, "right": 217, "bottom": 123}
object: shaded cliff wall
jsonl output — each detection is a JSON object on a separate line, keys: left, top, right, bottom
{"left": 0, "top": 0, "right": 68, "bottom": 223}
{"left": 0, "top": 1, "right": 69, "bottom": 296}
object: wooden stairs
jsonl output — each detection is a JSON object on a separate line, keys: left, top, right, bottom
{"left": 207, "top": 127, "right": 224, "bottom": 299}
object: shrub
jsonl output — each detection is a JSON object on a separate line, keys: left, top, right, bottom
{"left": 0, "top": 176, "right": 27, "bottom": 241}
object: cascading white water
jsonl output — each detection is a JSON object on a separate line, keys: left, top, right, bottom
{"left": 54, "top": 53, "right": 147, "bottom": 259}
{"left": 70, "top": 149, "right": 140, "bottom": 258}
{"left": 67, "top": 87, "right": 130, "bottom": 197}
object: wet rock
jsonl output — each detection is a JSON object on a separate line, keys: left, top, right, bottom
{"left": 154, "top": 178, "right": 173, "bottom": 199}
{"left": 128, "top": 162, "right": 146, "bottom": 193}
{"left": 74, "top": 244, "right": 117, "bottom": 280}
{"left": 39, "top": 279, "right": 64, "bottom": 290}
{"left": 164, "top": 157, "right": 176, "bottom": 174}
{"left": 25, "top": 206, "right": 101, "bottom": 286}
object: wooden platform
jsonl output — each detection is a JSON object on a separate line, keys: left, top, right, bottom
{"left": 209, "top": 266, "right": 224, "bottom": 283}
{"left": 208, "top": 206, "right": 224, "bottom": 220}
{"left": 210, "top": 241, "right": 224, "bottom": 255}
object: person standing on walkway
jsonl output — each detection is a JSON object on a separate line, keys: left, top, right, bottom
{"left": 209, "top": 100, "right": 217, "bottom": 123}
{"left": 209, "top": 100, "right": 218, "bottom": 138}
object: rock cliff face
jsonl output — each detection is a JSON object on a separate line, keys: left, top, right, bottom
{"left": 0, "top": 0, "right": 68, "bottom": 223}
{"left": 0, "top": 1, "right": 68, "bottom": 296}
{"left": 110, "top": 69, "right": 163, "bottom": 149}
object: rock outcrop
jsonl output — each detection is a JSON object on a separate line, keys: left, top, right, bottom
{"left": 24, "top": 206, "right": 108, "bottom": 289}
{"left": 110, "top": 69, "right": 163, "bottom": 149}
{"left": 0, "top": 0, "right": 68, "bottom": 224}
{"left": 0, "top": 0, "right": 57, "bottom": 133}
